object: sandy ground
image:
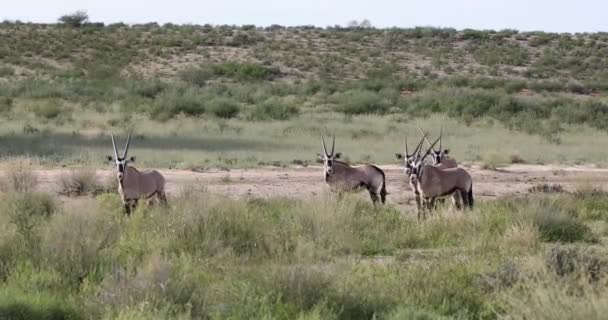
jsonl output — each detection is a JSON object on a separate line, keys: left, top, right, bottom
{"left": 16, "top": 163, "right": 608, "bottom": 208}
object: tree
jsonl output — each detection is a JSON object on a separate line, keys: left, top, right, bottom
{"left": 58, "top": 10, "right": 89, "bottom": 27}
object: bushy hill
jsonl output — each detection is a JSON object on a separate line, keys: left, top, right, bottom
{"left": 0, "top": 22, "right": 607, "bottom": 139}
{"left": 1, "top": 23, "right": 608, "bottom": 84}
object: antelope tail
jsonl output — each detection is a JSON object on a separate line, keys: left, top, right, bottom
{"left": 467, "top": 185, "right": 474, "bottom": 209}
{"left": 380, "top": 179, "right": 387, "bottom": 204}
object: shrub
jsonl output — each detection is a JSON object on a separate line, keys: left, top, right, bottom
{"left": 32, "top": 100, "right": 62, "bottom": 119}
{"left": 58, "top": 10, "right": 89, "bottom": 27}
{"left": 528, "top": 201, "right": 595, "bottom": 243}
{"left": 0, "top": 96, "right": 12, "bottom": 114}
{"left": 0, "top": 287, "right": 84, "bottom": 320}
{"left": 0, "top": 65, "right": 14, "bottom": 77}
{"left": 150, "top": 87, "right": 206, "bottom": 121}
{"left": 248, "top": 97, "right": 299, "bottom": 120}
{"left": 41, "top": 208, "right": 120, "bottom": 283}
{"left": 58, "top": 168, "right": 103, "bottom": 196}
{"left": 0, "top": 162, "right": 38, "bottom": 193}
{"left": 178, "top": 67, "right": 211, "bottom": 87}
{"left": 1, "top": 193, "right": 56, "bottom": 252}
{"left": 332, "top": 90, "right": 391, "bottom": 115}
{"left": 210, "top": 62, "right": 279, "bottom": 81}
{"left": 208, "top": 98, "right": 240, "bottom": 118}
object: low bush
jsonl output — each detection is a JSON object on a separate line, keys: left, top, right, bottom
{"left": 248, "top": 97, "right": 299, "bottom": 120}
{"left": 208, "top": 98, "right": 240, "bottom": 118}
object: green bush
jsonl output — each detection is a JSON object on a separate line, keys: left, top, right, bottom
{"left": 0, "top": 65, "right": 15, "bottom": 77}
{"left": 32, "top": 100, "right": 63, "bottom": 119}
{"left": 178, "top": 67, "right": 211, "bottom": 87}
{"left": 248, "top": 97, "right": 299, "bottom": 120}
{"left": 208, "top": 98, "right": 240, "bottom": 118}
{"left": 210, "top": 62, "right": 279, "bottom": 81}
{"left": 0, "top": 287, "right": 83, "bottom": 320}
{"left": 150, "top": 87, "right": 206, "bottom": 120}
{"left": 524, "top": 198, "right": 595, "bottom": 243}
{"left": 332, "top": 90, "right": 391, "bottom": 115}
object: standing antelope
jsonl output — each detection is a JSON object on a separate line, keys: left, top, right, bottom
{"left": 407, "top": 137, "right": 474, "bottom": 219}
{"left": 417, "top": 127, "right": 458, "bottom": 169}
{"left": 107, "top": 131, "right": 167, "bottom": 215}
{"left": 318, "top": 136, "right": 387, "bottom": 204}
{"left": 395, "top": 133, "right": 428, "bottom": 217}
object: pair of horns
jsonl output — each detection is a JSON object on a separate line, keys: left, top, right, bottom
{"left": 321, "top": 136, "right": 335, "bottom": 157}
{"left": 111, "top": 130, "right": 132, "bottom": 160}
{"left": 417, "top": 127, "right": 442, "bottom": 152}
{"left": 418, "top": 135, "right": 441, "bottom": 163}
{"left": 404, "top": 132, "right": 427, "bottom": 158}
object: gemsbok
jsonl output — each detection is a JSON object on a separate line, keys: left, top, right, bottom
{"left": 417, "top": 127, "right": 457, "bottom": 169}
{"left": 395, "top": 133, "right": 429, "bottom": 216}
{"left": 318, "top": 136, "right": 387, "bottom": 204}
{"left": 107, "top": 131, "right": 167, "bottom": 215}
{"left": 407, "top": 137, "right": 474, "bottom": 219}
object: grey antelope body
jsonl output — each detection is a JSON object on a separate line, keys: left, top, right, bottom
{"left": 408, "top": 138, "right": 474, "bottom": 219}
{"left": 108, "top": 131, "right": 167, "bottom": 215}
{"left": 318, "top": 136, "right": 387, "bottom": 204}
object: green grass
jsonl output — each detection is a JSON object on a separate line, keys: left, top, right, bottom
{"left": 1, "top": 111, "right": 608, "bottom": 169}
{"left": 1, "top": 188, "right": 608, "bottom": 319}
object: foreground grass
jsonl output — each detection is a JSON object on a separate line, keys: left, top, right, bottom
{"left": 1, "top": 187, "right": 608, "bottom": 319}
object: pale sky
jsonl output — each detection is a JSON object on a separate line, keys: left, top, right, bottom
{"left": 3, "top": 0, "right": 607, "bottom": 33}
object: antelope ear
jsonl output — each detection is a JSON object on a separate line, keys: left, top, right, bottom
{"left": 317, "top": 153, "right": 324, "bottom": 160}
{"left": 335, "top": 152, "right": 342, "bottom": 159}
{"left": 395, "top": 153, "right": 403, "bottom": 160}
{"left": 129, "top": 156, "right": 136, "bottom": 162}
{"left": 107, "top": 156, "right": 113, "bottom": 161}
{"left": 444, "top": 149, "right": 450, "bottom": 154}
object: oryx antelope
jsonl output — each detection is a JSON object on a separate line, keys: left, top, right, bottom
{"left": 395, "top": 133, "right": 428, "bottom": 210}
{"left": 108, "top": 131, "right": 167, "bottom": 215}
{"left": 318, "top": 136, "right": 387, "bottom": 204}
{"left": 417, "top": 127, "right": 458, "bottom": 169}
{"left": 407, "top": 137, "right": 474, "bottom": 219}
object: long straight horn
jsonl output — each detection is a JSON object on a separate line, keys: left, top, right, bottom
{"left": 111, "top": 133, "right": 119, "bottom": 160}
{"left": 417, "top": 127, "right": 436, "bottom": 152}
{"left": 404, "top": 135, "right": 408, "bottom": 156}
{"left": 439, "top": 127, "right": 443, "bottom": 151}
{"left": 331, "top": 135, "right": 335, "bottom": 156}
{"left": 321, "top": 136, "right": 329, "bottom": 156}
{"left": 122, "top": 130, "right": 132, "bottom": 158}
{"left": 420, "top": 136, "right": 441, "bottom": 163}
{"left": 414, "top": 132, "right": 428, "bottom": 156}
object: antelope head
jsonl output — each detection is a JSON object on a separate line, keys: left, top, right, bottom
{"left": 107, "top": 130, "right": 136, "bottom": 182}
{"left": 418, "top": 127, "right": 449, "bottom": 165}
{"left": 317, "top": 136, "right": 342, "bottom": 176}
{"left": 395, "top": 132, "right": 427, "bottom": 175}
{"left": 408, "top": 135, "right": 440, "bottom": 184}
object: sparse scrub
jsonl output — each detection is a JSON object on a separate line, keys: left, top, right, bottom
{"left": 0, "top": 162, "right": 38, "bottom": 193}
{"left": 0, "top": 190, "right": 606, "bottom": 318}
{"left": 58, "top": 167, "right": 103, "bottom": 196}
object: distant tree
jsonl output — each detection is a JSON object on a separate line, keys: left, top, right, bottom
{"left": 346, "top": 19, "right": 373, "bottom": 29}
{"left": 58, "top": 10, "right": 89, "bottom": 27}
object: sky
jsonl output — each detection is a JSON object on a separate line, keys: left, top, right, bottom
{"left": 2, "top": 0, "right": 607, "bottom": 33}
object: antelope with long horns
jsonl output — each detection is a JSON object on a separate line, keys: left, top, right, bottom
{"left": 107, "top": 131, "right": 167, "bottom": 215}
{"left": 407, "top": 137, "right": 474, "bottom": 219}
{"left": 395, "top": 133, "right": 429, "bottom": 215}
{"left": 318, "top": 136, "right": 387, "bottom": 204}
{"left": 417, "top": 127, "right": 458, "bottom": 169}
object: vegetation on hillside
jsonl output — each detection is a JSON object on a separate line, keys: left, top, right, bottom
{"left": 0, "top": 22, "right": 607, "bottom": 139}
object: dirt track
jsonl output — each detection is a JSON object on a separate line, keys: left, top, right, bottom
{"left": 22, "top": 164, "right": 608, "bottom": 207}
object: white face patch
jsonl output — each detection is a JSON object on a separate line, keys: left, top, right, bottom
{"left": 115, "top": 159, "right": 128, "bottom": 180}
